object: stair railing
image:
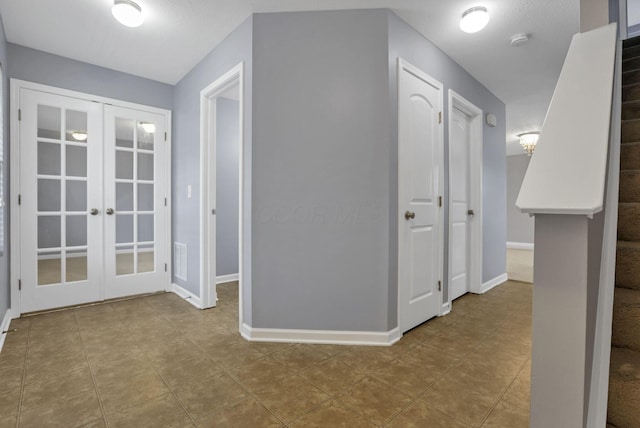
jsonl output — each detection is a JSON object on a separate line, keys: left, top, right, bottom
{"left": 516, "top": 22, "right": 618, "bottom": 427}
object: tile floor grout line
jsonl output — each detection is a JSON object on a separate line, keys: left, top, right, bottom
{"left": 112, "top": 301, "right": 201, "bottom": 427}
{"left": 72, "top": 309, "right": 111, "bottom": 428}
{"left": 148, "top": 298, "right": 287, "bottom": 427}
{"left": 476, "top": 357, "right": 530, "bottom": 427}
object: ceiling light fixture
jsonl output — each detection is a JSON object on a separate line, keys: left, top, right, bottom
{"left": 460, "top": 6, "right": 490, "bottom": 33}
{"left": 140, "top": 122, "right": 156, "bottom": 133}
{"left": 519, "top": 132, "right": 540, "bottom": 156}
{"left": 112, "top": 0, "right": 144, "bottom": 28}
{"left": 71, "top": 131, "right": 88, "bottom": 141}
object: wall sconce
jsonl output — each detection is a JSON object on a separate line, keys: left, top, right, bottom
{"left": 519, "top": 132, "right": 540, "bottom": 156}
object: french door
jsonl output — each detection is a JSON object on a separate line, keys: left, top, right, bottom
{"left": 17, "top": 85, "right": 169, "bottom": 313}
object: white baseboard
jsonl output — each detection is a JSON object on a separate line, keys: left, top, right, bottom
{"left": 240, "top": 323, "right": 402, "bottom": 346}
{"left": 171, "top": 283, "right": 202, "bottom": 309}
{"left": 441, "top": 301, "right": 452, "bottom": 316}
{"left": 216, "top": 273, "right": 239, "bottom": 284}
{"left": 481, "top": 273, "right": 509, "bottom": 294}
{"left": 507, "top": 241, "right": 534, "bottom": 250}
{"left": 0, "top": 308, "right": 12, "bottom": 354}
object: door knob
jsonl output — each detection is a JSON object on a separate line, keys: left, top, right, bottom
{"left": 467, "top": 209, "right": 475, "bottom": 216}
{"left": 90, "top": 208, "right": 99, "bottom": 216}
{"left": 404, "top": 211, "right": 415, "bottom": 220}
{"left": 106, "top": 208, "right": 114, "bottom": 215}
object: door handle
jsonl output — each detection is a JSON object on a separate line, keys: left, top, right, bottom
{"left": 467, "top": 209, "right": 475, "bottom": 216}
{"left": 404, "top": 211, "right": 415, "bottom": 220}
{"left": 90, "top": 208, "right": 99, "bottom": 216}
{"left": 106, "top": 208, "right": 114, "bottom": 215}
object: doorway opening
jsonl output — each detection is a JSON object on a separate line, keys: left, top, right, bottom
{"left": 200, "top": 63, "right": 244, "bottom": 330}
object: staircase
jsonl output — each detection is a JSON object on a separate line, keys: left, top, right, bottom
{"left": 608, "top": 36, "right": 640, "bottom": 428}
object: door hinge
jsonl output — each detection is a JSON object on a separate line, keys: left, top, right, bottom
{"left": 438, "top": 111, "right": 442, "bottom": 124}
{"left": 212, "top": 209, "right": 216, "bottom": 215}
{"left": 18, "top": 279, "right": 21, "bottom": 290}
{"left": 164, "top": 263, "right": 167, "bottom": 272}
{"left": 18, "top": 194, "right": 21, "bottom": 205}
{"left": 438, "top": 280, "right": 442, "bottom": 292}
{"left": 438, "top": 196, "right": 442, "bottom": 207}
{"left": 164, "top": 132, "right": 167, "bottom": 141}
{"left": 164, "top": 197, "right": 167, "bottom": 207}
{"left": 18, "top": 109, "right": 21, "bottom": 121}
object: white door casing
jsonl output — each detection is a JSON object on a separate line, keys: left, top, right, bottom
{"left": 11, "top": 80, "right": 172, "bottom": 315}
{"left": 397, "top": 58, "right": 444, "bottom": 333}
{"left": 448, "top": 90, "right": 483, "bottom": 299}
{"left": 200, "top": 63, "right": 244, "bottom": 325}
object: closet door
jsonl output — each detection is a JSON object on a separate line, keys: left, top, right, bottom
{"left": 103, "top": 106, "right": 168, "bottom": 298}
{"left": 19, "top": 89, "right": 103, "bottom": 312}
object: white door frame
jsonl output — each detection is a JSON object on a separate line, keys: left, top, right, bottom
{"left": 447, "top": 90, "right": 483, "bottom": 297}
{"left": 397, "top": 57, "right": 445, "bottom": 330}
{"left": 10, "top": 79, "right": 172, "bottom": 317}
{"left": 199, "top": 62, "right": 244, "bottom": 322}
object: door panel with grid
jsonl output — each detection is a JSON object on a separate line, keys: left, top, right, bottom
{"left": 19, "top": 88, "right": 168, "bottom": 312}
{"left": 20, "top": 89, "right": 102, "bottom": 312}
{"left": 104, "top": 106, "right": 167, "bottom": 298}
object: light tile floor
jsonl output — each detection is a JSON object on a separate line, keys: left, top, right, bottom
{"left": 0, "top": 281, "right": 532, "bottom": 427}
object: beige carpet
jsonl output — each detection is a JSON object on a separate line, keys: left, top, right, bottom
{"left": 507, "top": 249, "right": 533, "bottom": 283}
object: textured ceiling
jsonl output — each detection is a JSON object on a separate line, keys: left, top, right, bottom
{"left": 0, "top": 0, "right": 580, "bottom": 155}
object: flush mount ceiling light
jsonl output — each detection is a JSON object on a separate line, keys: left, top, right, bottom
{"left": 71, "top": 131, "right": 88, "bottom": 141}
{"left": 460, "top": 6, "right": 490, "bottom": 33}
{"left": 112, "top": 0, "right": 144, "bottom": 28}
{"left": 140, "top": 122, "right": 156, "bottom": 133}
{"left": 519, "top": 132, "right": 540, "bottom": 156}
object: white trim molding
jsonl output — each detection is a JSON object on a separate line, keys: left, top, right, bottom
{"left": 507, "top": 241, "right": 534, "bottom": 250}
{"left": 200, "top": 62, "right": 245, "bottom": 318}
{"left": 441, "top": 302, "right": 452, "bottom": 316}
{"left": 0, "top": 308, "right": 12, "bottom": 353}
{"left": 241, "top": 323, "right": 402, "bottom": 347}
{"left": 171, "top": 283, "right": 202, "bottom": 309}
{"left": 216, "top": 273, "right": 239, "bottom": 284}
{"left": 480, "top": 273, "right": 509, "bottom": 294}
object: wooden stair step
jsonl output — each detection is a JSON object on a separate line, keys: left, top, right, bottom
{"left": 608, "top": 347, "right": 640, "bottom": 427}
{"left": 611, "top": 288, "right": 640, "bottom": 351}
{"left": 616, "top": 241, "right": 640, "bottom": 291}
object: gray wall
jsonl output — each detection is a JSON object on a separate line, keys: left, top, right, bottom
{"left": 171, "top": 17, "right": 253, "bottom": 322}
{"left": 0, "top": 15, "right": 9, "bottom": 322}
{"left": 216, "top": 98, "right": 239, "bottom": 277}
{"left": 387, "top": 11, "right": 507, "bottom": 309}
{"left": 7, "top": 44, "right": 173, "bottom": 110}
{"left": 507, "top": 154, "right": 535, "bottom": 244}
{"left": 252, "top": 10, "right": 391, "bottom": 331}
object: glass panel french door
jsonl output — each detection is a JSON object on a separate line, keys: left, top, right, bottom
{"left": 103, "top": 106, "right": 167, "bottom": 298}
{"left": 18, "top": 86, "right": 169, "bottom": 313}
{"left": 20, "top": 89, "right": 102, "bottom": 312}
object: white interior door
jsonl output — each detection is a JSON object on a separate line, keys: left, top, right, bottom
{"left": 397, "top": 59, "right": 443, "bottom": 332}
{"left": 19, "top": 89, "right": 102, "bottom": 312}
{"left": 103, "top": 106, "right": 168, "bottom": 299}
{"left": 449, "top": 107, "right": 472, "bottom": 301}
